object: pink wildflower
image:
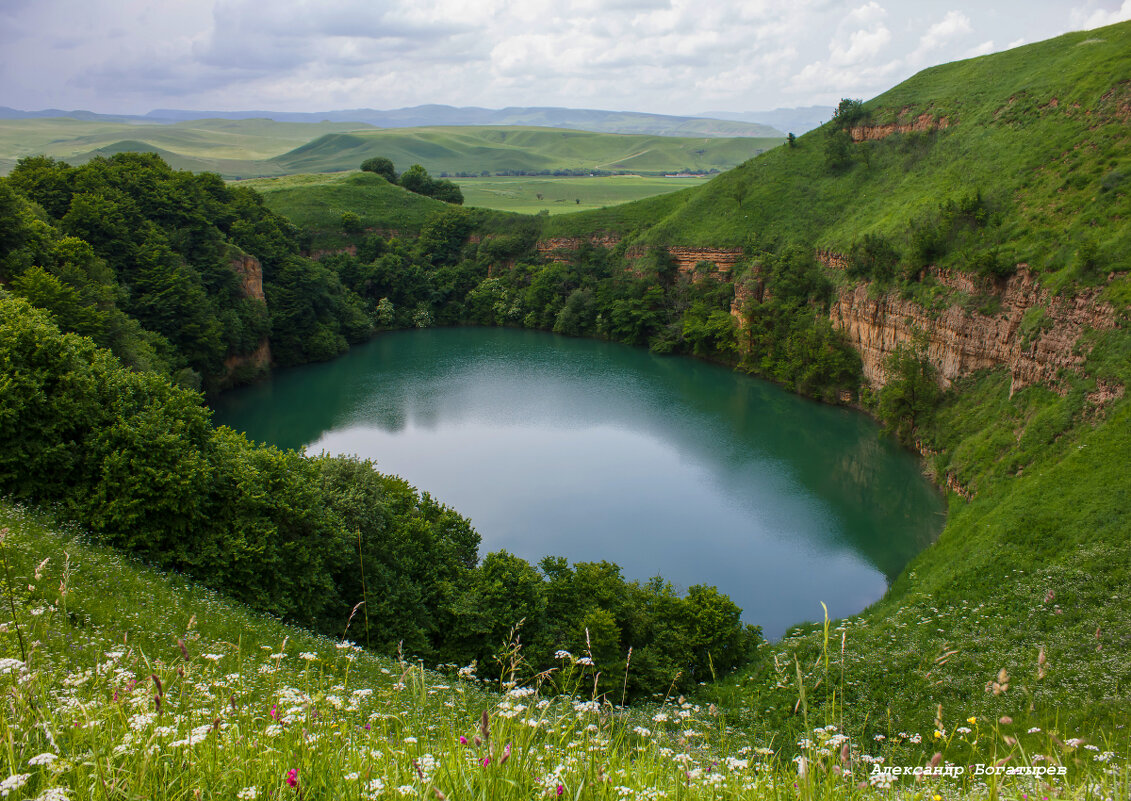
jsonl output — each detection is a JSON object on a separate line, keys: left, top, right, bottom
{"left": 286, "top": 768, "right": 298, "bottom": 788}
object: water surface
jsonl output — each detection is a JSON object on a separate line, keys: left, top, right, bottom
{"left": 213, "top": 328, "right": 944, "bottom": 638}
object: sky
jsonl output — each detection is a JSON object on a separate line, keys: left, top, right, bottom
{"left": 1, "top": 0, "right": 1129, "bottom": 117}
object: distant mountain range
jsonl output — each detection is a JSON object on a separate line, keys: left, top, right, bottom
{"left": 0, "top": 104, "right": 787, "bottom": 139}
{"left": 695, "top": 106, "right": 834, "bottom": 135}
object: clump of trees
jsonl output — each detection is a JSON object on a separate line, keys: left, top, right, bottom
{"left": 0, "top": 290, "right": 762, "bottom": 699}
{"left": 3, "top": 153, "right": 372, "bottom": 389}
{"left": 361, "top": 157, "right": 463, "bottom": 205}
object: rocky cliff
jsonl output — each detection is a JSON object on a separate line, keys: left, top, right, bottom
{"left": 829, "top": 266, "right": 1119, "bottom": 395}
{"left": 224, "top": 253, "right": 272, "bottom": 380}
{"left": 534, "top": 235, "right": 743, "bottom": 274}
{"left": 849, "top": 111, "right": 951, "bottom": 142}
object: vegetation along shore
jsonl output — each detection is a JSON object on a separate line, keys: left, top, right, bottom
{"left": 0, "top": 20, "right": 1129, "bottom": 800}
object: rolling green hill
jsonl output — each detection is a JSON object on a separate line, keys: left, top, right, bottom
{"left": 237, "top": 171, "right": 455, "bottom": 249}
{"left": 0, "top": 118, "right": 782, "bottom": 180}
{"left": 525, "top": 20, "right": 1131, "bottom": 742}
{"left": 544, "top": 22, "right": 1131, "bottom": 280}
{"left": 268, "top": 126, "right": 782, "bottom": 176}
{"left": 0, "top": 117, "right": 375, "bottom": 177}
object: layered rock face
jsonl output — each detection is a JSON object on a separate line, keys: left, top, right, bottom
{"left": 849, "top": 112, "right": 951, "bottom": 142}
{"left": 534, "top": 236, "right": 743, "bottom": 274}
{"left": 225, "top": 253, "right": 272, "bottom": 376}
{"left": 830, "top": 266, "right": 1118, "bottom": 394}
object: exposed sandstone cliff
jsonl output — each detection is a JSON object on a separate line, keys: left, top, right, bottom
{"left": 829, "top": 266, "right": 1118, "bottom": 394}
{"left": 224, "top": 253, "right": 272, "bottom": 378}
{"left": 534, "top": 235, "right": 743, "bottom": 274}
{"left": 849, "top": 112, "right": 951, "bottom": 142}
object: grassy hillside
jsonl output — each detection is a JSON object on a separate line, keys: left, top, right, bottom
{"left": 3, "top": 499, "right": 1127, "bottom": 800}
{"left": 269, "top": 126, "right": 782, "bottom": 176}
{"left": 0, "top": 117, "right": 375, "bottom": 178}
{"left": 544, "top": 22, "right": 1131, "bottom": 281}
{"left": 238, "top": 171, "right": 457, "bottom": 249}
{"left": 0, "top": 118, "right": 782, "bottom": 181}
{"left": 524, "top": 20, "right": 1131, "bottom": 743}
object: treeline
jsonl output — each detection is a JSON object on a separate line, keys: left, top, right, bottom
{"left": 0, "top": 153, "right": 863, "bottom": 696}
{"left": 361, "top": 157, "right": 463, "bottom": 204}
{"left": 328, "top": 210, "right": 861, "bottom": 403}
{"left": 1, "top": 153, "right": 373, "bottom": 391}
{"left": 0, "top": 295, "right": 758, "bottom": 697}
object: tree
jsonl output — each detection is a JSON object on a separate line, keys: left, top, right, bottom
{"left": 399, "top": 164, "right": 433, "bottom": 196}
{"left": 360, "top": 157, "right": 397, "bottom": 183}
{"left": 876, "top": 339, "right": 940, "bottom": 445}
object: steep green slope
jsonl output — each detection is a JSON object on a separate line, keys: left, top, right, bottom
{"left": 544, "top": 21, "right": 1131, "bottom": 281}
{"left": 9, "top": 498, "right": 1122, "bottom": 800}
{"left": 238, "top": 171, "right": 459, "bottom": 249}
{"left": 270, "top": 126, "right": 782, "bottom": 176}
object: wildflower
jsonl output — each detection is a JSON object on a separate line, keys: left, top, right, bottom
{"left": 285, "top": 768, "right": 298, "bottom": 788}
{"left": 459, "top": 736, "right": 468, "bottom": 745}
{"left": 554, "top": 650, "right": 572, "bottom": 660}
{"left": 34, "top": 790, "right": 70, "bottom": 801}
{"left": 556, "top": 785, "right": 564, "bottom": 796}
{"left": 967, "top": 717, "right": 977, "bottom": 724}
{"left": 0, "top": 775, "right": 31, "bottom": 797}
{"left": 27, "top": 753, "right": 58, "bottom": 767}
{"left": 404, "top": 736, "right": 418, "bottom": 744}
{"left": 576, "top": 657, "right": 594, "bottom": 666}
{"left": 1028, "top": 727, "right": 1041, "bottom": 734}
{"left": 481, "top": 756, "right": 491, "bottom": 767}
{"left": 237, "top": 789, "right": 258, "bottom": 800}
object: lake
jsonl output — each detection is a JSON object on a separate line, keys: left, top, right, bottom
{"left": 212, "top": 327, "right": 945, "bottom": 638}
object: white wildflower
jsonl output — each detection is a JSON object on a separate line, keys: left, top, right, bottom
{"left": 34, "top": 790, "right": 70, "bottom": 801}
{"left": 0, "top": 774, "right": 31, "bottom": 797}
{"left": 27, "top": 753, "right": 57, "bottom": 767}
{"left": 237, "top": 788, "right": 258, "bottom": 800}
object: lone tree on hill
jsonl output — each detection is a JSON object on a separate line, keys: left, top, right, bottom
{"left": 360, "top": 156, "right": 398, "bottom": 183}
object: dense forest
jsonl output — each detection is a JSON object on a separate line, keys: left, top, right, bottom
{"left": 0, "top": 154, "right": 786, "bottom": 698}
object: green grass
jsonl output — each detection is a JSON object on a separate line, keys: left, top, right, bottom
{"left": 3, "top": 502, "right": 1129, "bottom": 800}
{"left": 236, "top": 171, "right": 452, "bottom": 249}
{"left": 268, "top": 127, "right": 783, "bottom": 177}
{"left": 0, "top": 118, "right": 376, "bottom": 178}
{"left": 0, "top": 119, "right": 783, "bottom": 181}
{"left": 455, "top": 174, "right": 708, "bottom": 215}
{"left": 539, "top": 21, "right": 1131, "bottom": 280}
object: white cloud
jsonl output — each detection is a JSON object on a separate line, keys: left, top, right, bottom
{"left": 1070, "top": 0, "right": 1131, "bottom": 31}
{"left": 966, "top": 40, "right": 995, "bottom": 57}
{"left": 848, "top": 2, "right": 887, "bottom": 24}
{"left": 919, "top": 10, "right": 973, "bottom": 52}
{"left": 0, "top": 0, "right": 1118, "bottom": 116}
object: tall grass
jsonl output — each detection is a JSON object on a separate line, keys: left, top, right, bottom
{"left": 1, "top": 504, "right": 1127, "bottom": 799}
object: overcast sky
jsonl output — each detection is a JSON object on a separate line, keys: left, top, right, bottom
{"left": 1, "top": 0, "right": 1129, "bottom": 116}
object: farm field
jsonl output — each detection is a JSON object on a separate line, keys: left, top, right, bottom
{"left": 0, "top": 118, "right": 782, "bottom": 179}
{"left": 454, "top": 174, "right": 706, "bottom": 214}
